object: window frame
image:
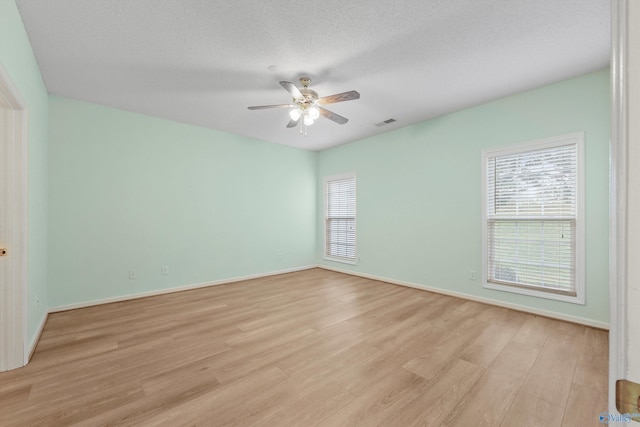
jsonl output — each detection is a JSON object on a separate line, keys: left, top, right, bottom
{"left": 324, "top": 172, "right": 357, "bottom": 265}
{"left": 481, "top": 133, "right": 585, "bottom": 304}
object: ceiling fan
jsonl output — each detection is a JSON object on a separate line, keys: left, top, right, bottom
{"left": 248, "top": 77, "right": 360, "bottom": 136}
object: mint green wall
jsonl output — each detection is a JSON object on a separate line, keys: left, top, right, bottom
{"left": 0, "top": 0, "right": 49, "bottom": 343}
{"left": 48, "top": 96, "right": 316, "bottom": 308}
{"left": 317, "top": 69, "right": 610, "bottom": 324}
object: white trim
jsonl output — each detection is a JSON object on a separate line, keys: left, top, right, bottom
{"left": 480, "top": 132, "right": 586, "bottom": 305}
{"left": 48, "top": 265, "right": 317, "bottom": 313}
{"left": 323, "top": 172, "right": 357, "bottom": 263}
{"left": 323, "top": 256, "right": 357, "bottom": 265}
{"left": 319, "top": 265, "right": 609, "bottom": 330}
{"left": 610, "top": 0, "right": 629, "bottom": 417}
{"left": 0, "top": 64, "right": 29, "bottom": 372}
{"left": 323, "top": 172, "right": 357, "bottom": 182}
{"left": 28, "top": 313, "right": 48, "bottom": 360}
{"left": 483, "top": 132, "right": 585, "bottom": 157}
{"left": 483, "top": 282, "right": 582, "bottom": 304}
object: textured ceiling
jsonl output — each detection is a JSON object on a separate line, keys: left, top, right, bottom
{"left": 16, "top": 0, "right": 610, "bottom": 151}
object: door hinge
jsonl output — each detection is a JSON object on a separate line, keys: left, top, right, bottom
{"left": 616, "top": 379, "right": 640, "bottom": 422}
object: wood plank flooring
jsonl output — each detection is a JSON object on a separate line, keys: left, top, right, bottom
{"left": 0, "top": 268, "right": 608, "bottom": 426}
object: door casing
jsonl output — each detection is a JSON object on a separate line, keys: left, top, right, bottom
{"left": 0, "top": 63, "right": 29, "bottom": 372}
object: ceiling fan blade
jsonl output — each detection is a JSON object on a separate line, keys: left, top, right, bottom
{"left": 248, "top": 104, "right": 295, "bottom": 110}
{"left": 319, "top": 107, "right": 349, "bottom": 125}
{"left": 280, "top": 81, "right": 304, "bottom": 99}
{"left": 286, "top": 116, "right": 300, "bottom": 128}
{"left": 317, "top": 90, "right": 360, "bottom": 105}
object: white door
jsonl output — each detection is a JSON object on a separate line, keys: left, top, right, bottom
{"left": 610, "top": 0, "right": 640, "bottom": 424}
{"left": 0, "top": 64, "right": 28, "bottom": 372}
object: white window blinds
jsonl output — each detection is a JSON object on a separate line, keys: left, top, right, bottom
{"left": 325, "top": 175, "right": 356, "bottom": 261}
{"left": 486, "top": 142, "right": 578, "bottom": 295}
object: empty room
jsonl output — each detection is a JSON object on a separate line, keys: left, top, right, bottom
{"left": 2, "top": 0, "right": 639, "bottom": 426}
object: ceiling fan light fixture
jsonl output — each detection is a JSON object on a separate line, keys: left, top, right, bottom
{"left": 307, "top": 106, "right": 320, "bottom": 120}
{"left": 304, "top": 116, "right": 315, "bottom": 126}
{"left": 289, "top": 108, "right": 302, "bottom": 121}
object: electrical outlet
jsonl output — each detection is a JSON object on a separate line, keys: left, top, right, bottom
{"left": 161, "top": 265, "right": 169, "bottom": 275}
{"left": 129, "top": 270, "right": 137, "bottom": 280}
{"left": 469, "top": 270, "right": 477, "bottom": 281}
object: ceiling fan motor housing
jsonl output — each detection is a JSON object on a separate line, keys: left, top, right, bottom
{"left": 297, "top": 88, "right": 318, "bottom": 109}
{"left": 295, "top": 77, "right": 318, "bottom": 110}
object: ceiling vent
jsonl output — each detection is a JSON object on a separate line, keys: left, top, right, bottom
{"left": 375, "top": 118, "right": 396, "bottom": 127}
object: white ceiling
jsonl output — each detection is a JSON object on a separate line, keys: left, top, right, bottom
{"left": 16, "top": 0, "right": 610, "bottom": 151}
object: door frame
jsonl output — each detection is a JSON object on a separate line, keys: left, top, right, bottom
{"left": 0, "top": 63, "right": 29, "bottom": 371}
{"left": 609, "top": 0, "right": 634, "bottom": 418}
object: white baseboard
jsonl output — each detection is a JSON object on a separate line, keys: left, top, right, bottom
{"left": 27, "top": 312, "right": 48, "bottom": 363}
{"left": 46, "top": 263, "right": 608, "bottom": 329}
{"left": 48, "top": 265, "right": 317, "bottom": 313}
{"left": 319, "top": 265, "right": 610, "bottom": 330}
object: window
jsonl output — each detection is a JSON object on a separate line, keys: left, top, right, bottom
{"left": 481, "top": 133, "right": 584, "bottom": 304}
{"left": 324, "top": 173, "right": 356, "bottom": 264}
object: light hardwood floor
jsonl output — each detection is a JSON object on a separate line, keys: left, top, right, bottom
{"left": 0, "top": 268, "right": 608, "bottom": 426}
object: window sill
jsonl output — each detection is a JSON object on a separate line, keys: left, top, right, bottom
{"left": 483, "top": 281, "right": 584, "bottom": 305}
{"left": 323, "top": 256, "right": 357, "bottom": 266}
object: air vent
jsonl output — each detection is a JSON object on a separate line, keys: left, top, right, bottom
{"left": 375, "top": 118, "right": 397, "bottom": 127}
